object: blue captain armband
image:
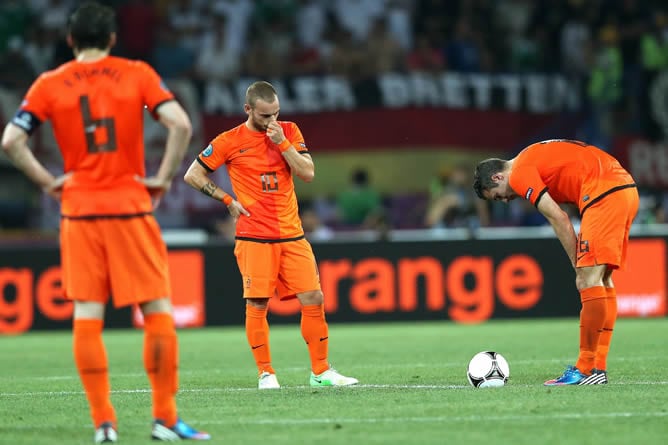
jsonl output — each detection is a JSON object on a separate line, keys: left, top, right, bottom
{"left": 11, "top": 110, "right": 42, "bottom": 135}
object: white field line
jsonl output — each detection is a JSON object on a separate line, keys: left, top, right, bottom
{"left": 3, "top": 411, "right": 668, "bottom": 431}
{"left": 197, "top": 411, "right": 668, "bottom": 425}
{"left": 16, "top": 355, "right": 665, "bottom": 381}
{"left": 1, "top": 381, "right": 667, "bottom": 397}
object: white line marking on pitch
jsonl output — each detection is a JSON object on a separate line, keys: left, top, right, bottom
{"left": 4, "top": 411, "right": 668, "bottom": 431}
{"left": 214, "top": 411, "right": 668, "bottom": 425}
{"left": 1, "top": 381, "right": 667, "bottom": 397}
{"left": 14, "top": 355, "right": 665, "bottom": 381}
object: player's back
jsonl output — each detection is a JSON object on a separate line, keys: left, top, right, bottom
{"left": 28, "top": 56, "right": 172, "bottom": 216}
{"left": 515, "top": 139, "right": 634, "bottom": 208}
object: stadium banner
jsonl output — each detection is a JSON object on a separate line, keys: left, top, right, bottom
{"left": 0, "top": 248, "right": 206, "bottom": 334}
{"left": 201, "top": 72, "right": 580, "bottom": 116}
{"left": 613, "top": 238, "right": 667, "bottom": 317}
{"left": 1, "top": 238, "right": 664, "bottom": 333}
{"left": 612, "top": 136, "right": 668, "bottom": 189}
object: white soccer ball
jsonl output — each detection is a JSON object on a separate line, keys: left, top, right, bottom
{"left": 467, "top": 351, "right": 510, "bottom": 388}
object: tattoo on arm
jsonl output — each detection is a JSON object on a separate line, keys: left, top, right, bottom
{"left": 200, "top": 181, "right": 217, "bottom": 197}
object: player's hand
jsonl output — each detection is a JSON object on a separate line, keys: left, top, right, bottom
{"left": 226, "top": 200, "right": 250, "bottom": 222}
{"left": 136, "top": 175, "right": 171, "bottom": 209}
{"left": 44, "top": 172, "right": 72, "bottom": 201}
{"left": 266, "top": 121, "right": 286, "bottom": 145}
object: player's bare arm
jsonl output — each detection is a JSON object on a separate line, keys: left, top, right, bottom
{"left": 536, "top": 192, "right": 578, "bottom": 267}
{"left": 184, "top": 160, "right": 250, "bottom": 220}
{"left": 138, "top": 101, "right": 192, "bottom": 195}
{"left": 1, "top": 123, "right": 64, "bottom": 200}
{"left": 266, "top": 121, "right": 314, "bottom": 182}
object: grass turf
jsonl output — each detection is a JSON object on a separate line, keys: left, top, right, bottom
{"left": 0, "top": 318, "right": 666, "bottom": 444}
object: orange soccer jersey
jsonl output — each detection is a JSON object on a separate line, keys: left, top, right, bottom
{"left": 14, "top": 55, "right": 175, "bottom": 306}
{"left": 509, "top": 139, "right": 636, "bottom": 214}
{"left": 198, "top": 122, "right": 307, "bottom": 240}
{"left": 15, "top": 56, "right": 175, "bottom": 217}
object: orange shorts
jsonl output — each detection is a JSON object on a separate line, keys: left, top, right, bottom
{"left": 234, "top": 238, "right": 321, "bottom": 299}
{"left": 60, "top": 215, "right": 170, "bottom": 308}
{"left": 576, "top": 187, "right": 639, "bottom": 270}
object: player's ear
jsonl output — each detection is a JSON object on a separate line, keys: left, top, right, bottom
{"left": 491, "top": 172, "right": 504, "bottom": 183}
{"left": 66, "top": 34, "right": 74, "bottom": 49}
{"left": 109, "top": 32, "right": 117, "bottom": 49}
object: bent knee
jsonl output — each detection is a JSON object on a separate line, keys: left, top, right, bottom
{"left": 297, "top": 290, "right": 324, "bottom": 305}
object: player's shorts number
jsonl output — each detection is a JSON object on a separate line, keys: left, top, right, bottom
{"left": 79, "top": 95, "right": 117, "bottom": 153}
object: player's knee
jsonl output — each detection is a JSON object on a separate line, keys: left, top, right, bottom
{"left": 574, "top": 270, "right": 604, "bottom": 291}
{"left": 297, "top": 290, "right": 323, "bottom": 305}
{"left": 247, "top": 298, "right": 270, "bottom": 309}
{"left": 140, "top": 297, "right": 172, "bottom": 315}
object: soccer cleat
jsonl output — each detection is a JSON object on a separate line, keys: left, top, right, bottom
{"left": 258, "top": 371, "right": 280, "bottom": 389}
{"left": 543, "top": 365, "right": 588, "bottom": 386}
{"left": 151, "top": 418, "right": 211, "bottom": 441}
{"left": 310, "top": 366, "right": 359, "bottom": 387}
{"left": 578, "top": 369, "right": 608, "bottom": 385}
{"left": 94, "top": 422, "right": 117, "bottom": 443}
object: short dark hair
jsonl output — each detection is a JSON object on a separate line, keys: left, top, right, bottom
{"left": 68, "top": 1, "right": 116, "bottom": 51}
{"left": 473, "top": 158, "right": 507, "bottom": 199}
{"left": 246, "top": 81, "right": 278, "bottom": 107}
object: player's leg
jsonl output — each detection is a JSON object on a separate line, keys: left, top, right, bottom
{"left": 594, "top": 187, "right": 638, "bottom": 379}
{"left": 296, "top": 289, "right": 329, "bottom": 375}
{"left": 106, "top": 216, "right": 209, "bottom": 440}
{"left": 594, "top": 268, "right": 616, "bottom": 380}
{"left": 61, "top": 218, "right": 118, "bottom": 441}
{"left": 545, "top": 201, "right": 610, "bottom": 385}
{"left": 544, "top": 263, "right": 607, "bottom": 386}
{"left": 235, "top": 240, "right": 280, "bottom": 388}
{"left": 74, "top": 301, "right": 117, "bottom": 443}
{"left": 573, "top": 264, "right": 608, "bottom": 377}
{"left": 279, "top": 239, "right": 358, "bottom": 386}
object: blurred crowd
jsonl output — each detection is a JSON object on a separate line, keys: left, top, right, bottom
{"left": 1, "top": 0, "right": 668, "bottom": 237}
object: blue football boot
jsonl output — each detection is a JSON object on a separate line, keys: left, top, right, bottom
{"left": 151, "top": 418, "right": 211, "bottom": 441}
{"left": 544, "top": 365, "right": 587, "bottom": 386}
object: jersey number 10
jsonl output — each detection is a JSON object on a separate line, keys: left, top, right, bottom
{"left": 261, "top": 172, "right": 279, "bottom": 192}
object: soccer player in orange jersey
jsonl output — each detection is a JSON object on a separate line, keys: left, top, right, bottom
{"left": 473, "top": 139, "right": 639, "bottom": 385}
{"left": 0, "top": 2, "right": 210, "bottom": 442}
{"left": 184, "top": 81, "right": 358, "bottom": 389}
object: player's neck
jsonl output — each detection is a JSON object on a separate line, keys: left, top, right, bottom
{"left": 75, "top": 49, "right": 109, "bottom": 63}
{"left": 245, "top": 120, "right": 263, "bottom": 133}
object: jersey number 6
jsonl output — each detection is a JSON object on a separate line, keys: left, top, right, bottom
{"left": 80, "top": 95, "right": 117, "bottom": 153}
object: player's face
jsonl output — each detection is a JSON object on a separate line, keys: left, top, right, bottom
{"left": 247, "top": 97, "right": 280, "bottom": 131}
{"left": 484, "top": 178, "right": 518, "bottom": 203}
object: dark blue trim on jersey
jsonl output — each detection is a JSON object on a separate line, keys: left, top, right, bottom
{"left": 580, "top": 184, "right": 637, "bottom": 217}
{"left": 61, "top": 211, "right": 153, "bottom": 220}
{"left": 151, "top": 98, "right": 176, "bottom": 120}
{"left": 196, "top": 157, "right": 214, "bottom": 172}
{"left": 235, "top": 235, "right": 306, "bottom": 243}
{"left": 534, "top": 187, "right": 549, "bottom": 207}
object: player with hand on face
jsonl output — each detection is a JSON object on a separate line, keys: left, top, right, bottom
{"left": 473, "top": 139, "right": 639, "bottom": 385}
{"left": 184, "top": 81, "right": 358, "bottom": 389}
{"left": 0, "top": 2, "right": 209, "bottom": 442}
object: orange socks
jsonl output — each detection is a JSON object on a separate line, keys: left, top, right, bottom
{"left": 73, "top": 319, "right": 116, "bottom": 428}
{"left": 301, "top": 304, "right": 329, "bottom": 375}
{"left": 246, "top": 305, "right": 274, "bottom": 375}
{"left": 595, "top": 287, "right": 617, "bottom": 371}
{"left": 143, "top": 313, "right": 178, "bottom": 427}
{"left": 575, "top": 286, "right": 607, "bottom": 374}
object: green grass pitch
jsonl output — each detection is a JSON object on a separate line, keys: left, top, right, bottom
{"left": 1, "top": 318, "right": 667, "bottom": 444}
